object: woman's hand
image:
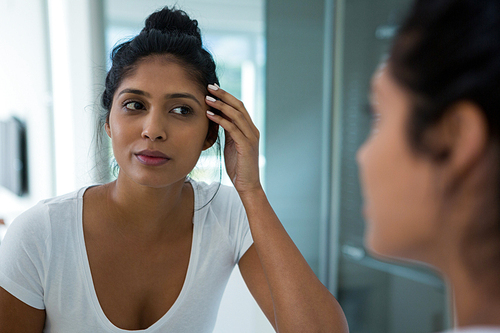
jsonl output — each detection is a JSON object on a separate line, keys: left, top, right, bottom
{"left": 205, "top": 84, "right": 262, "bottom": 194}
{"left": 206, "top": 84, "right": 348, "bottom": 332}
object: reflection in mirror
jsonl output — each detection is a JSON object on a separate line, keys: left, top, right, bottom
{"left": 1, "top": 0, "right": 458, "bottom": 331}
{"left": 0, "top": 1, "right": 274, "bottom": 332}
{"left": 104, "top": 3, "right": 268, "bottom": 330}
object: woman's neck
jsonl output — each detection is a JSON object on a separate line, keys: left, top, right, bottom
{"left": 439, "top": 150, "right": 500, "bottom": 327}
{"left": 102, "top": 175, "right": 194, "bottom": 237}
{"left": 446, "top": 256, "right": 500, "bottom": 328}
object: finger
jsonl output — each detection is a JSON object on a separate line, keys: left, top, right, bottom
{"left": 206, "top": 95, "right": 259, "bottom": 141}
{"left": 207, "top": 84, "right": 243, "bottom": 112}
{"left": 207, "top": 84, "right": 259, "bottom": 136}
{"left": 206, "top": 110, "right": 257, "bottom": 147}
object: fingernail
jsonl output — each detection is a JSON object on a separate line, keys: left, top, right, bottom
{"left": 206, "top": 110, "right": 215, "bottom": 116}
{"left": 206, "top": 96, "right": 216, "bottom": 102}
{"left": 208, "top": 84, "right": 219, "bottom": 91}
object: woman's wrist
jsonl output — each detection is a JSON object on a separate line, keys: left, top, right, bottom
{"left": 236, "top": 183, "right": 266, "bottom": 204}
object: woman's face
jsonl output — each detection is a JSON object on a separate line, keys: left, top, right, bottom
{"left": 357, "top": 64, "right": 443, "bottom": 261}
{"left": 106, "top": 56, "right": 213, "bottom": 189}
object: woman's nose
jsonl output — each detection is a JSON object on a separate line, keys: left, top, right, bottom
{"left": 141, "top": 112, "right": 167, "bottom": 141}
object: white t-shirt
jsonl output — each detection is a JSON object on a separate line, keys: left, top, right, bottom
{"left": 0, "top": 180, "right": 253, "bottom": 332}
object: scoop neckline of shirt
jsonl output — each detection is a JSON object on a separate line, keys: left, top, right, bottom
{"left": 75, "top": 180, "right": 202, "bottom": 332}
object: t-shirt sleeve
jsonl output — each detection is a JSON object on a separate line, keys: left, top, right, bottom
{"left": 215, "top": 185, "right": 254, "bottom": 264}
{"left": 0, "top": 203, "right": 50, "bottom": 310}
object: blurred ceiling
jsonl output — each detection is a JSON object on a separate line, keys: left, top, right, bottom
{"left": 105, "top": 0, "right": 265, "bottom": 33}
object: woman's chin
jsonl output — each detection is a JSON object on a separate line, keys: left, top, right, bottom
{"left": 365, "top": 234, "right": 438, "bottom": 271}
{"left": 364, "top": 233, "right": 405, "bottom": 262}
{"left": 364, "top": 237, "right": 389, "bottom": 259}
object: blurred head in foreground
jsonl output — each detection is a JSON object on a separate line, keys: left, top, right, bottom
{"left": 357, "top": 0, "right": 500, "bottom": 327}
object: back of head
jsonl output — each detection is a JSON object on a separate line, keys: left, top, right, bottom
{"left": 101, "top": 6, "right": 219, "bottom": 114}
{"left": 389, "top": 0, "right": 500, "bottom": 281}
{"left": 389, "top": 0, "right": 500, "bottom": 152}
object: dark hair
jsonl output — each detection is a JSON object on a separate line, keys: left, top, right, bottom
{"left": 97, "top": 6, "right": 221, "bottom": 182}
{"left": 389, "top": 0, "right": 500, "bottom": 159}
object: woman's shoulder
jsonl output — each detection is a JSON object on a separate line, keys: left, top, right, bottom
{"left": 189, "top": 179, "right": 252, "bottom": 256}
{"left": 40, "top": 186, "right": 89, "bottom": 206}
{"left": 5, "top": 186, "right": 90, "bottom": 238}
{"left": 189, "top": 179, "right": 240, "bottom": 209}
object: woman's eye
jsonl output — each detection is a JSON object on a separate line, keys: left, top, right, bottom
{"left": 124, "top": 101, "right": 145, "bottom": 111}
{"left": 171, "top": 106, "right": 192, "bottom": 115}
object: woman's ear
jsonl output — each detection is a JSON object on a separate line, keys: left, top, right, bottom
{"left": 433, "top": 101, "right": 489, "bottom": 181}
{"left": 105, "top": 122, "right": 112, "bottom": 138}
{"left": 203, "top": 122, "right": 219, "bottom": 150}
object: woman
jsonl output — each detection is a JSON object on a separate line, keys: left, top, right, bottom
{"left": 0, "top": 7, "right": 347, "bottom": 333}
{"left": 357, "top": 0, "right": 500, "bottom": 331}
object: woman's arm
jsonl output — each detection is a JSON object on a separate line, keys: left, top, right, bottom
{"left": 205, "top": 85, "right": 349, "bottom": 333}
{"left": 0, "top": 287, "right": 45, "bottom": 332}
{"left": 238, "top": 192, "right": 348, "bottom": 332}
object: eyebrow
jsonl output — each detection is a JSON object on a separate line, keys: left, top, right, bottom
{"left": 117, "top": 89, "right": 202, "bottom": 106}
{"left": 118, "top": 88, "right": 150, "bottom": 97}
{"left": 166, "top": 93, "right": 202, "bottom": 106}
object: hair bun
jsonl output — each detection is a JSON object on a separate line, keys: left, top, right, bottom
{"left": 143, "top": 7, "right": 202, "bottom": 43}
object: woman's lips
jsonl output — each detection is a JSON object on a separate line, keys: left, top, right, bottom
{"left": 135, "top": 150, "right": 170, "bottom": 166}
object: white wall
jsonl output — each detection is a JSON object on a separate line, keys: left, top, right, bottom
{"left": 47, "top": 0, "right": 106, "bottom": 195}
{"left": 0, "top": 0, "right": 54, "bottom": 234}
{"left": 0, "top": 0, "right": 106, "bottom": 234}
